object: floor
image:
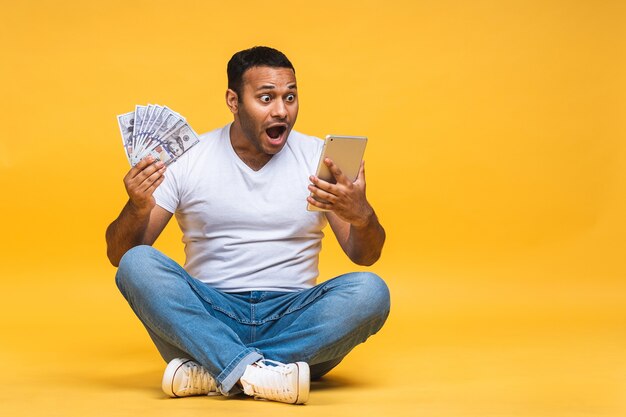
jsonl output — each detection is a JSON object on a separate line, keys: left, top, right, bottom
{"left": 1, "top": 263, "right": 624, "bottom": 417}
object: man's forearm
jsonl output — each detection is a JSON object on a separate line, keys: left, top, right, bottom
{"left": 105, "top": 200, "right": 151, "bottom": 267}
{"left": 346, "top": 211, "right": 386, "bottom": 266}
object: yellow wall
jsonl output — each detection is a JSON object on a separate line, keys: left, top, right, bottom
{"left": 2, "top": 0, "right": 624, "bottom": 281}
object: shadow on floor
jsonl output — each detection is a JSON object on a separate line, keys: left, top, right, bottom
{"left": 311, "top": 374, "right": 369, "bottom": 391}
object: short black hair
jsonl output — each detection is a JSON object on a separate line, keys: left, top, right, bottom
{"left": 227, "top": 46, "right": 295, "bottom": 99}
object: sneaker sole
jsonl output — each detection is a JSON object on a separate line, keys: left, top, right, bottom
{"left": 162, "top": 358, "right": 192, "bottom": 397}
{"left": 295, "top": 362, "right": 310, "bottom": 404}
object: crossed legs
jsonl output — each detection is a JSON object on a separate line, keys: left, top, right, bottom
{"left": 115, "top": 245, "right": 390, "bottom": 395}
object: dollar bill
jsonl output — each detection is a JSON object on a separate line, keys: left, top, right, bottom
{"left": 117, "top": 104, "right": 199, "bottom": 167}
{"left": 133, "top": 105, "right": 147, "bottom": 150}
{"left": 153, "top": 110, "right": 183, "bottom": 140}
{"left": 116, "top": 111, "right": 135, "bottom": 163}
{"left": 139, "top": 104, "right": 156, "bottom": 142}
{"left": 145, "top": 105, "right": 165, "bottom": 140}
{"left": 158, "top": 123, "right": 200, "bottom": 164}
{"left": 143, "top": 105, "right": 162, "bottom": 141}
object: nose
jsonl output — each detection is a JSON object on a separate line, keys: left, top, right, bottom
{"left": 271, "top": 99, "right": 288, "bottom": 119}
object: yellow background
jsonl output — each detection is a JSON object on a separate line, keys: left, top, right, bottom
{"left": 1, "top": 0, "right": 625, "bottom": 416}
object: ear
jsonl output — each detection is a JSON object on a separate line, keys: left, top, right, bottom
{"left": 225, "top": 89, "right": 239, "bottom": 114}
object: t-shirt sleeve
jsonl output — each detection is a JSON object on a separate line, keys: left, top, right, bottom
{"left": 153, "top": 165, "right": 180, "bottom": 214}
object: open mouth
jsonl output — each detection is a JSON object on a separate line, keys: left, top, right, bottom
{"left": 266, "top": 125, "right": 287, "bottom": 140}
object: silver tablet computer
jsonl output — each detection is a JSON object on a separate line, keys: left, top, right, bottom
{"left": 307, "top": 135, "right": 368, "bottom": 212}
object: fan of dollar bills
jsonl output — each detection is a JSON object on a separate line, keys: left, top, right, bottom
{"left": 117, "top": 104, "right": 200, "bottom": 167}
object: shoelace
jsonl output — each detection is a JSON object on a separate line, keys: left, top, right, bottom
{"left": 183, "top": 362, "right": 216, "bottom": 395}
{"left": 242, "top": 360, "right": 296, "bottom": 402}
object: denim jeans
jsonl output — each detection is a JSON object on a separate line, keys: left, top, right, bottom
{"left": 115, "top": 245, "right": 390, "bottom": 395}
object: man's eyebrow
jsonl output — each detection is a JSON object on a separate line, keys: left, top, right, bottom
{"left": 256, "top": 83, "right": 298, "bottom": 91}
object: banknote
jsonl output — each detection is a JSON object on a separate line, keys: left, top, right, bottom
{"left": 153, "top": 110, "right": 184, "bottom": 140}
{"left": 160, "top": 123, "right": 199, "bottom": 160}
{"left": 133, "top": 105, "right": 147, "bottom": 149}
{"left": 129, "top": 119, "right": 187, "bottom": 166}
{"left": 139, "top": 104, "right": 155, "bottom": 142}
{"left": 145, "top": 106, "right": 165, "bottom": 140}
{"left": 143, "top": 105, "right": 161, "bottom": 141}
{"left": 116, "top": 111, "right": 135, "bottom": 163}
{"left": 117, "top": 104, "right": 199, "bottom": 167}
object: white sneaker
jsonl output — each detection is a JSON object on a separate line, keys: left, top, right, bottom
{"left": 162, "top": 358, "right": 219, "bottom": 397}
{"left": 240, "top": 359, "right": 309, "bottom": 404}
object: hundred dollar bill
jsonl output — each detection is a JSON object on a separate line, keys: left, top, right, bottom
{"left": 133, "top": 117, "right": 184, "bottom": 162}
{"left": 118, "top": 104, "right": 199, "bottom": 167}
{"left": 159, "top": 123, "right": 200, "bottom": 164}
{"left": 131, "top": 122, "right": 196, "bottom": 166}
{"left": 153, "top": 109, "right": 184, "bottom": 140}
{"left": 131, "top": 121, "right": 182, "bottom": 165}
{"left": 133, "top": 105, "right": 147, "bottom": 149}
{"left": 139, "top": 104, "right": 156, "bottom": 142}
{"left": 145, "top": 105, "right": 165, "bottom": 140}
{"left": 117, "top": 111, "right": 135, "bottom": 163}
{"left": 143, "top": 104, "right": 163, "bottom": 141}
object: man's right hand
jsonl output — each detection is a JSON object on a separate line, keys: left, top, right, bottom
{"left": 123, "top": 156, "right": 166, "bottom": 215}
{"left": 106, "top": 156, "right": 172, "bottom": 267}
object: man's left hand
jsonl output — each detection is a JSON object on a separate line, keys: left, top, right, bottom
{"left": 308, "top": 158, "right": 374, "bottom": 228}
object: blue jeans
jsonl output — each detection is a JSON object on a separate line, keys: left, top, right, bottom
{"left": 115, "top": 245, "right": 390, "bottom": 395}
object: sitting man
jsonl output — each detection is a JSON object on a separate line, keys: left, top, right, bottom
{"left": 106, "top": 46, "right": 390, "bottom": 405}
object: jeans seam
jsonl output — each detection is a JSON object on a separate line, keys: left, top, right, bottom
{"left": 178, "top": 273, "right": 331, "bottom": 327}
{"left": 188, "top": 283, "right": 330, "bottom": 325}
{"left": 184, "top": 275, "right": 249, "bottom": 322}
{"left": 259, "top": 285, "right": 330, "bottom": 323}
{"left": 251, "top": 303, "right": 256, "bottom": 342}
{"left": 301, "top": 309, "right": 390, "bottom": 362}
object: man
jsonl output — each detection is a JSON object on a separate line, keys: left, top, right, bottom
{"left": 106, "top": 46, "right": 390, "bottom": 405}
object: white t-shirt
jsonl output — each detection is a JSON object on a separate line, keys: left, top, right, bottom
{"left": 153, "top": 123, "right": 327, "bottom": 292}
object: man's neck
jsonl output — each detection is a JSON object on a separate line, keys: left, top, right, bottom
{"left": 229, "top": 123, "right": 272, "bottom": 171}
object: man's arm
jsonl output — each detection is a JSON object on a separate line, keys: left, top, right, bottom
{"left": 105, "top": 156, "right": 172, "bottom": 267}
{"left": 307, "top": 159, "right": 385, "bottom": 266}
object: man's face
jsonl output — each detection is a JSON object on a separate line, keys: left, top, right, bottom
{"left": 235, "top": 66, "right": 298, "bottom": 156}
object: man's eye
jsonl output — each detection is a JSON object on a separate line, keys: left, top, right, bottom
{"left": 286, "top": 94, "right": 296, "bottom": 102}
{"left": 260, "top": 95, "right": 271, "bottom": 103}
